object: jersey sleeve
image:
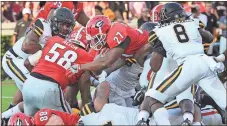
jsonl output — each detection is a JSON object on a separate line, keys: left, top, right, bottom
{"left": 106, "top": 23, "right": 128, "bottom": 49}
{"left": 148, "top": 31, "right": 158, "bottom": 45}
{"left": 31, "top": 18, "right": 44, "bottom": 37}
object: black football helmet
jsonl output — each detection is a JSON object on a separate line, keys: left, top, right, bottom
{"left": 139, "top": 22, "right": 158, "bottom": 33}
{"left": 49, "top": 7, "right": 75, "bottom": 38}
{"left": 160, "top": 2, "right": 188, "bottom": 25}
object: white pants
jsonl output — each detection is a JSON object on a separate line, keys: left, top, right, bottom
{"left": 2, "top": 51, "right": 29, "bottom": 90}
{"left": 108, "top": 83, "right": 135, "bottom": 107}
{"left": 149, "top": 105, "right": 223, "bottom": 125}
{"left": 146, "top": 55, "right": 226, "bottom": 110}
{"left": 22, "top": 75, "right": 71, "bottom": 116}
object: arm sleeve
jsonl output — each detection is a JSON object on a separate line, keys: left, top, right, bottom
{"left": 31, "top": 19, "right": 44, "bottom": 37}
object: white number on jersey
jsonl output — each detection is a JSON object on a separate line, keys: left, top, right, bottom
{"left": 173, "top": 24, "right": 189, "bottom": 43}
{"left": 45, "top": 43, "right": 78, "bottom": 69}
{"left": 113, "top": 32, "right": 124, "bottom": 44}
{"left": 54, "top": 2, "right": 62, "bottom": 7}
{"left": 39, "top": 112, "right": 48, "bottom": 122}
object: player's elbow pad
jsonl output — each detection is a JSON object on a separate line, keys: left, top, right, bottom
{"left": 28, "top": 50, "right": 42, "bottom": 66}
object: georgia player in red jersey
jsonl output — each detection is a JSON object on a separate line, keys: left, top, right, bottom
{"left": 22, "top": 31, "right": 94, "bottom": 116}
{"left": 69, "top": 15, "right": 149, "bottom": 73}
{"left": 33, "top": 108, "right": 80, "bottom": 125}
{"left": 34, "top": 2, "right": 89, "bottom": 26}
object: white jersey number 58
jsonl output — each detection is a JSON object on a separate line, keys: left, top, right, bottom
{"left": 45, "top": 43, "right": 77, "bottom": 69}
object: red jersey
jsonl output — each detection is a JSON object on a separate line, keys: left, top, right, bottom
{"left": 34, "top": 108, "right": 80, "bottom": 125}
{"left": 106, "top": 22, "right": 149, "bottom": 55}
{"left": 32, "top": 36, "right": 93, "bottom": 89}
{"left": 34, "top": 2, "right": 83, "bottom": 22}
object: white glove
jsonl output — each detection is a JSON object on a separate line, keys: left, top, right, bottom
{"left": 98, "top": 71, "right": 107, "bottom": 83}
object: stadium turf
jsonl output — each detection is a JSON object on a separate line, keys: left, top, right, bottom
{"left": 1, "top": 80, "right": 17, "bottom": 111}
{"left": 1, "top": 79, "right": 92, "bottom": 112}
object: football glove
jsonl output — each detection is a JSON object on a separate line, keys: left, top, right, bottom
{"left": 132, "top": 88, "right": 146, "bottom": 106}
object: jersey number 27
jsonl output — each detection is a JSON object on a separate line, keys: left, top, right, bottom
{"left": 173, "top": 24, "right": 189, "bottom": 43}
{"left": 45, "top": 43, "right": 77, "bottom": 69}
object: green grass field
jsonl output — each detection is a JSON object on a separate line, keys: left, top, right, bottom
{"left": 1, "top": 79, "right": 93, "bottom": 112}
{"left": 1, "top": 80, "right": 17, "bottom": 112}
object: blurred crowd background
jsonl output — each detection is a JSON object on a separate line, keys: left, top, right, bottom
{"left": 1, "top": 1, "right": 227, "bottom": 80}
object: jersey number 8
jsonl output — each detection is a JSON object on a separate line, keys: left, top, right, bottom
{"left": 39, "top": 112, "right": 48, "bottom": 122}
{"left": 173, "top": 24, "right": 189, "bottom": 43}
{"left": 45, "top": 43, "right": 78, "bottom": 69}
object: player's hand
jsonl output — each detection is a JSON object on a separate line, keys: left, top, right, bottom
{"left": 132, "top": 88, "right": 146, "bottom": 106}
{"left": 136, "top": 119, "right": 148, "bottom": 126}
{"left": 65, "top": 64, "right": 81, "bottom": 79}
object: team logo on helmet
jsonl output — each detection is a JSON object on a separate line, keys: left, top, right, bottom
{"left": 95, "top": 20, "right": 104, "bottom": 28}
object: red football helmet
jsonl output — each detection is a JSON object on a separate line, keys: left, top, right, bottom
{"left": 150, "top": 4, "right": 164, "bottom": 23}
{"left": 69, "top": 27, "right": 89, "bottom": 51}
{"left": 86, "top": 15, "right": 111, "bottom": 51}
{"left": 8, "top": 112, "right": 34, "bottom": 126}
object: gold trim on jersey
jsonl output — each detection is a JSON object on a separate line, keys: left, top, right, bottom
{"left": 199, "top": 20, "right": 205, "bottom": 28}
{"left": 191, "top": 84, "right": 195, "bottom": 96}
{"left": 156, "top": 64, "right": 183, "bottom": 93}
{"left": 6, "top": 57, "right": 26, "bottom": 82}
{"left": 81, "top": 102, "right": 96, "bottom": 116}
{"left": 148, "top": 72, "right": 156, "bottom": 89}
{"left": 33, "top": 25, "right": 43, "bottom": 37}
{"left": 165, "top": 101, "right": 179, "bottom": 110}
{"left": 148, "top": 31, "right": 157, "bottom": 43}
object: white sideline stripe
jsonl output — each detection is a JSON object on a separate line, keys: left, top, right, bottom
{"left": 2, "top": 96, "right": 13, "bottom": 99}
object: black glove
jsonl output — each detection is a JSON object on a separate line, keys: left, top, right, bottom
{"left": 132, "top": 88, "right": 146, "bottom": 106}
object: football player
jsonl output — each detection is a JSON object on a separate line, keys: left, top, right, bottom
{"left": 138, "top": 2, "right": 226, "bottom": 125}
{"left": 34, "top": 2, "right": 89, "bottom": 26}
{"left": 22, "top": 24, "right": 94, "bottom": 116}
{"left": 1, "top": 7, "right": 75, "bottom": 121}
{"left": 68, "top": 15, "right": 150, "bottom": 82}
{"left": 33, "top": 108, "right": 80, "bottom": 125}
{"left": 80, "top": 80, "right": 222, "bottom": 125}
{"left": 2, "top": 1, "right": 90, "bottom": 113}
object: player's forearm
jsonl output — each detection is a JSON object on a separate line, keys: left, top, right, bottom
{"left": 80, "top": 58, "right": 111, "bottom": 72}
{"left": 22, "top": 41, "right": 42, "bottom": 54}
{"left": 150, "top": 52, "right": 164, "bottom": 72}
{"left": 104, "top": 58, "right": 126, "bottom": 75}
{"left": 81, "top": 48, "right": 124, "bottom": 72}
{"left": 12, "top": 35, "right": 17, "bottom": 45}
{"left": 134, "top": 44, "right": 153, "bottom": 67}
{"left": 78, "top": 71, "right": 92, "bottom": 106}
{"left": 77, "top": 10, "right": 90, "bottom": 27}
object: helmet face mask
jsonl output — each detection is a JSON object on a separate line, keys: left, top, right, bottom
{"left": 87, "top": 33, "right": 106, "bottom": 51}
